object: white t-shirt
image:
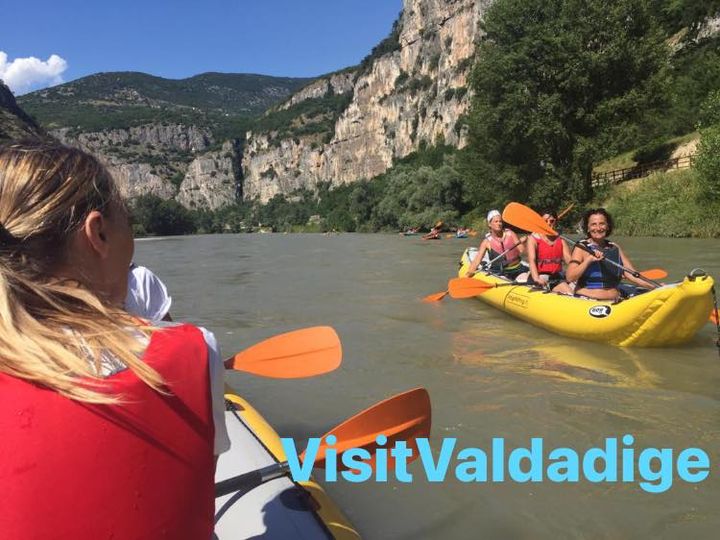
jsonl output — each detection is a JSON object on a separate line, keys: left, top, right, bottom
{"left": 198, "top": 326, "right": 232, "bottom": 455}
{"left": 125, "top": 265, "right": 172, "bottom": 321}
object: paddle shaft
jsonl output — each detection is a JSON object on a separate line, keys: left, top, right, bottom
{"left": 479, "top": 241, "right": 522, "bottom": 271}
{"left": 557, "top": 203, "right": 575, "bottom": 220}
{"left": 564, "top": 235, "right": 662, "bottom": 288}
{"left": 216, "top": 462, "right": 290, "bottom": 498}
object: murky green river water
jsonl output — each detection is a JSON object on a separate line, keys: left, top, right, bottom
{"left": 136, "top": 233, "right": 720, "bottom": 539}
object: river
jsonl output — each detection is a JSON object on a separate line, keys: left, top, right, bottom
{"left": 135, "top": 233, "right": 720, "bottom": 539}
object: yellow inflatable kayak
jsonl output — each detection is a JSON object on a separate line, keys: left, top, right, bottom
{"left": 215, "top": 388, "right": 360, "bottom": 539}
{"left": 458, "top": 248, "right": 714, "bottom": 347}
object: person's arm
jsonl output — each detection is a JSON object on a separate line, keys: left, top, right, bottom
{"left": 466, "top": 240, "right": 489, "bottom": 276}
{"left": 508, "top": 231, "right": 526, "bottom": 255}
{"left": 617, "top": 246, "right": 657, "bottom": 288}
{"left": 200, "top": 328, "right": 231, "bottom": 463}
{"left": 561, "top": 239, "right": 573, "bottom": 265}
{"left": 527, "top": 237, "right": 541, "bottom": 283}
{"left": 566, "top": 245, "right": 601, "bottom": 282}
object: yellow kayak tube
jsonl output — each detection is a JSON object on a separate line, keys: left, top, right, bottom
{"left": 458, "top": 248, "right": 714, "bottom": 347}
{"left": 215, "top": 388, "right": 360, "bottom": 539}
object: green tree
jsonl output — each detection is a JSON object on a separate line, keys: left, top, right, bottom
{"left": 372, "top": 165, "right": 463, "bottom": 229}
{"left": 460, "top": 0, "right": 670, "bottom": 210}
{"left": 694, "top": 90, "right": 720, "bottom": 200}
{"left": 131, "top": 195, "right": 196, "bottom": 236}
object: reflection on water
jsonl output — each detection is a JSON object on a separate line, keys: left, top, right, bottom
{"left": 134, "top": 233, "right": 720, "bottom": 539}
{"left": 451, "top": 319, "right": 720, "bottom": 399}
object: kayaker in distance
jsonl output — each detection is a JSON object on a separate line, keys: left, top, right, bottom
{"left": 0, "top": 141, "right": 228, "bottom": 539}
{"left": 422, "top": 224, "right": 442, "bottom": 240}
{"left": 566, "top": 208, "right": 653, "bottom": 301}
{"left": 466, "top": 209, "right": 526, "bottom": 279}
{"left": 524, "top": 210, "right": 572, "bottom": 293}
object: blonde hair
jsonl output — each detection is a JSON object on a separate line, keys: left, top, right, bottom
{"left": 0, "top": 140, "right": 163, "bottom": 403}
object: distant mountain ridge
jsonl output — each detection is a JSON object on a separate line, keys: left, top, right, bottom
{"left": 18, "top": 71, "right": 314, "bottom": 134}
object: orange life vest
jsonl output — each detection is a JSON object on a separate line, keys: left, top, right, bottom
{"left": 0, "top": 324, "right": 215, "bottom": 540}
{"left": 533, "top": 234, "right": 564, "bottom": 275}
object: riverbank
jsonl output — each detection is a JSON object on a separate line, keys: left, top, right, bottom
{"left": 601, "top": 168, "right": 720, "bottom": 238}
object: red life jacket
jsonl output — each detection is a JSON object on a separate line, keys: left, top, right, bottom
{"left": 534, "top": 234, "right": 564, "bottom": 274}
{"left": 0, "top": 324, "right": 215, "bottom": 540}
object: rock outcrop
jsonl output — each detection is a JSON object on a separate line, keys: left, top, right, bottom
{"left": 0, "top": 80, "right": 45, "bottom": 141}
{"left": 278, "top": 71, "right": 356, "bottom": 110}
{"left": 176, "top": 141, "right": 241, "bottom": 209}
{"left": 242, "top": 0, "right": 489, "bottom": 202}
{"left": 11, "top": 0, "right": 489, "bottom": 209}
{"left": 53, "top": 124, "right": 240, "bottom": 207}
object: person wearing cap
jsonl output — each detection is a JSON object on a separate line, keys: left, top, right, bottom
{"left": 465, "top": 209, "right": 526, "bottom": 279}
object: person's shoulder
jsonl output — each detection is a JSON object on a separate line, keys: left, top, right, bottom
{"left": 153, "top": 322, "right": 217, "bottom": 352}
{"left": 130, "top": 264, "right": 156, "bottom": 280}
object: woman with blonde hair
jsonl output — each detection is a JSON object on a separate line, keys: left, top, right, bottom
{"left": 0, "top": 141, "right": 228, "bottom": 539}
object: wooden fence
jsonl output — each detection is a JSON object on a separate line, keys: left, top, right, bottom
{"left": 591, "top": 155, "right": 694, "bottom": 187}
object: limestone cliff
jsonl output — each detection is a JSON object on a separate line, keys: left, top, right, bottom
{"left": 11, "top": 0, "right": 488, "bottom": 209}
{"left": 176, "top": 141, "right": 241, "bottom": 209}
{"left": 53, "top": 124, "right": 239, "bottom": 208}
{"left": 278, "top": 72, "right": 356, "bottom": 110}
{"left": 242, "top": 0, "right": 490, "bottom": 202}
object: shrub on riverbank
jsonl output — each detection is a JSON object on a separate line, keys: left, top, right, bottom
{"left": 603, "top": 169, "right": 720, "bottom": 237}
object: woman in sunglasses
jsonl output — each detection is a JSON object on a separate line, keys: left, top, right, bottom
{"left": 525, "top": 210, "right": 572, "bottom": 293}
{"left": 565, "top": 208, "right": 648, "bottom": 300}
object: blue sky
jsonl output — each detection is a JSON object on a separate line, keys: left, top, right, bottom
{"left": 1, "top": 0, "right": 403, "bottom": 94}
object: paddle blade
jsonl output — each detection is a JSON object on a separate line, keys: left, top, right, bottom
{"left": 423, "top": 290, "right": 448, "bottom": 303}
{"left": 304, "top": 387, "right": 431, "bottom": 471}
{"left": 448, "top": 277, "right": 494, "bottom": 299}
{"left": 639, "top": 269, "right": 668, "bottom": 280}
{"left": 502, "top": 202, "right": 558, "bottom": 236}
{"left": 228, "top": 326, "right": 341, "bottom": 378}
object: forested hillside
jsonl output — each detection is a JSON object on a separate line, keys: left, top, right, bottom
{"left": 18, "top": 71, "right": 313, "bottom": 140}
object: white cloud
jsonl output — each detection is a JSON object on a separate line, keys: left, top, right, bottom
{"left": 0, "top": 51, "right": 68, "bottom": 95}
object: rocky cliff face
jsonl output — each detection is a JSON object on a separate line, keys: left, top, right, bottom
{"left": 176, "top": 141, "right": 241, "bottom": 209}
{"left": 14, "top": 0, "right": 487, "bottom": 209}
{"left": 278, "top": 72, "right": 356, "bottom": 110}
{"left": 54, "top": 124, "right": 240, "bottom": 208}
{"left": 242, "top": 0, "right": 490, "bottom": 202}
